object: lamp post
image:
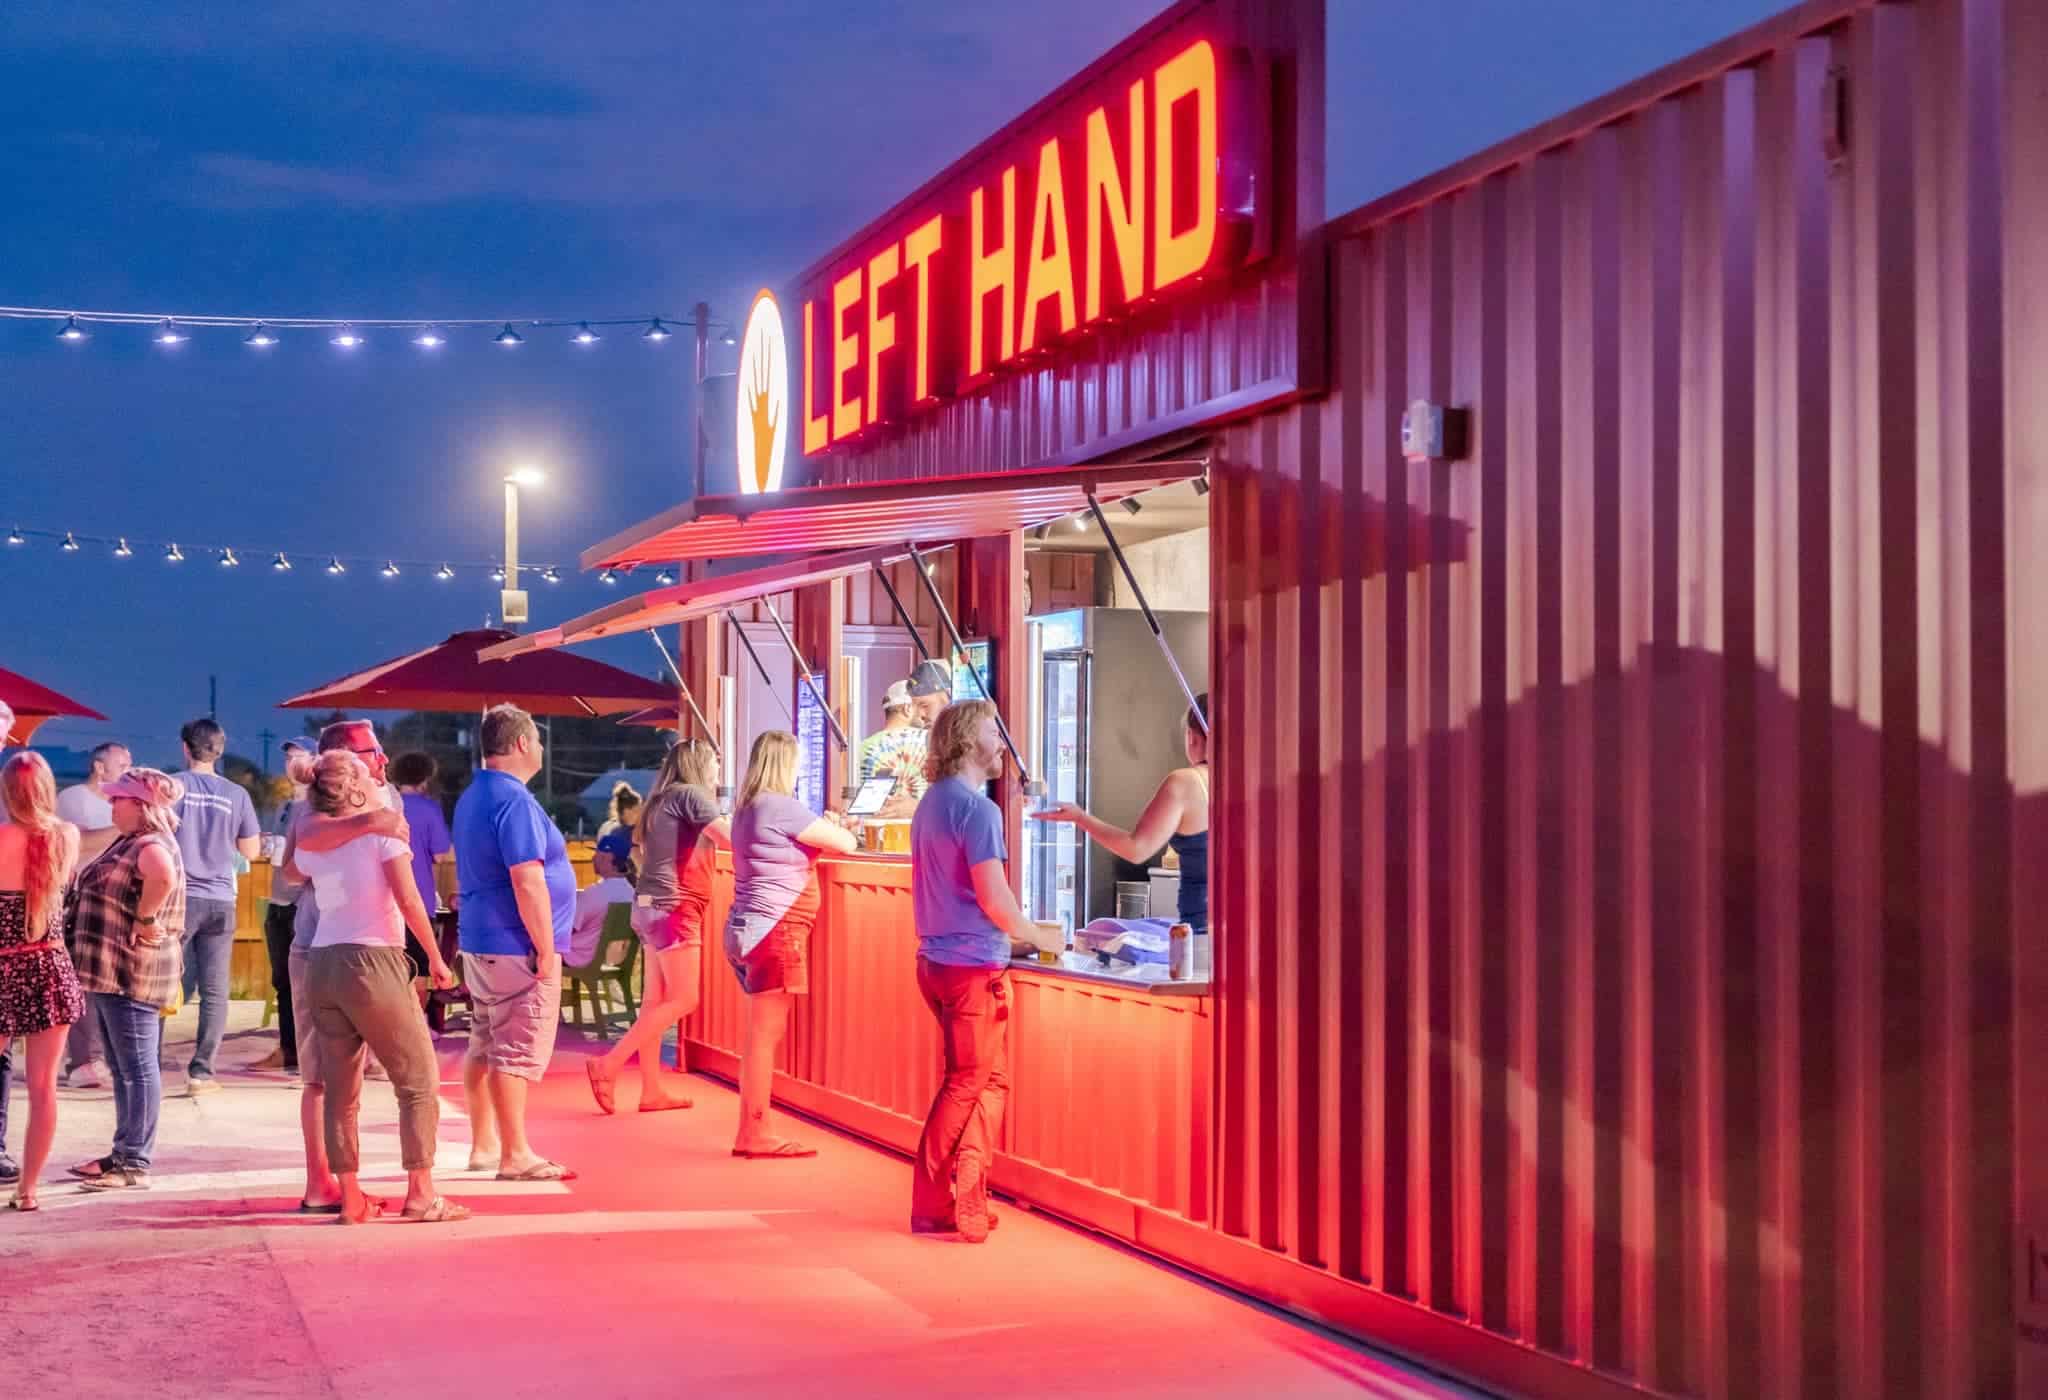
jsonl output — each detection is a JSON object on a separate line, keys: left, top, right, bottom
{"left": 501, "top": 466, "right": 544, "bottom": 628}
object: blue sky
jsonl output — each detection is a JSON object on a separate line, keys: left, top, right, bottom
{"left": 1, "top": 0, "right": 1781, "bottom": 767}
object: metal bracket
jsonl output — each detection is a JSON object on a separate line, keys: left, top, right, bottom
{"left": 905, "top": 542, "right": 1034, "bottom": 788}
{"left": 646, "top": 631, "right": 720, "bottom": 754}
{"left": 758, "top": 594, "right": 849, "bottom": 752}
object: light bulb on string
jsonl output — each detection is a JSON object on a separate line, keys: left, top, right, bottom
{"left": 218, "top": 547, "right": 240, "bottom": 568}
{"left": 326, "top": 558, "right": 347, "bottom": 575}
{"left": 154, "top": 320, "right": 187, "bottom": 346}
{"left": 165, "top": 543, "right": 184, "bottom": 563}
{"left": 380, "top": 561, "right": 401, "bottom": 578}
{"left": 331, "top": 326, "right": 364, "bottom": 349}
{"left": 572, "top": 323, "right": 600, "bottom": 346}
{"left": 113, "top": 538, "right": 133, "bottom": 558}
{"left": 541, "top": 567, "right": 561, "bottom": 584}
{"left": 495, "top": 323, "right": 524, "bottom": 347}
{"left": 435, "top": 564, "right": 455, "bottom": 581}
{"left": 6, "top": 527, "right": 22, "bottom": 546}
{"left": 245, "top": 323, "right": 278, "bottom": 348}
{"left": 490, "top": 566, "right": 504, "bottom": 583}
{"left": 413, "top": 326, "right": 445, "bottom": 349}
{"left": 655, "top": 569, "right": 676, "bottom": 586}
{"left": 58, "top": 316, "right": 87, "bottom": 342}
{"left": 60, "top": 532, "right": 81, "bottom": 552}
{"left": 599, "top": 569, "right": 616, "bottom": 585}
{"left": 719, "top": 328, "right": 737, "bottom": 346}
{"left": 643, "top": 318, "right": 672, "bottom": 342}
{"left": 272, "top": 553, "right": 292, "bottom": 572}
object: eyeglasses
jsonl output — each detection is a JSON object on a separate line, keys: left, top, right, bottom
{"left": 350, "top": 747, "right": 385, "bottom": 760}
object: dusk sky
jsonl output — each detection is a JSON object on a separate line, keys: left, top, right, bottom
{"left": 2, "top": 0, "right": 1779, "bottom": 775}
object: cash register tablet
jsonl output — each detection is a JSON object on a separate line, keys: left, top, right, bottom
{"left": 844, "top": 774, "right": 898, "bottom": 818}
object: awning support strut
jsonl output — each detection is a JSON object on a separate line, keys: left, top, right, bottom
{"left": 758, "top": 594, "right": 849, "bottom": 752}
{"left": 1084, "top": 493, "right": 1209, "bottom": 737}
{"left": 905, "top": 543, "right": 1035, "bottom": 789}
{"left": 724, "top": 609, "right": 797, "bottom": 728}
{"left": 646, "top": 630, "right": 720, "bottom": 754}
{"left": 869, "top": 561, "right": 934, "bottom": 663}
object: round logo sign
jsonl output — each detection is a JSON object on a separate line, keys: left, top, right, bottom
{"left": 735, "top": 289, "right": 789, "bottom": 495}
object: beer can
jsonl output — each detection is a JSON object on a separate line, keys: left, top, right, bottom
{"left": 1168, "top": 922, "right": 1192, "bottom": 980}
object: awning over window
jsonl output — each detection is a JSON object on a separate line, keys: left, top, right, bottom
{"left": 477, "top": 544, "right": 918, "bottom": 661}
{"left": 580, "top": 460, "right": 1206, "bottom": 571}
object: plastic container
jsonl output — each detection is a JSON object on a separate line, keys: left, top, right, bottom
{"left": 1115, "top": 882, "right": 1150, "bottom": 918}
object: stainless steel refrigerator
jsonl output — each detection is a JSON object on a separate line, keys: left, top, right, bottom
{"left": 1023, "top": 607, "right": 1209, "bottom": 934}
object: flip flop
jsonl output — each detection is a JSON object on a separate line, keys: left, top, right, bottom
{"left": 465, "top": 1152, "right": 500, "bottom": 1173}
{"left": 731, "top": 1140, "right": 817, "bottom": 1159}
{"left": 637, "top": 1096, "right": 693, "bottom": 1113}
{"left": 68, "top": 1155, "right": 115, "bottom": 1180}
{"left": 496, "top": 1159, "right": 577, "bottom": 1182}
{"left": 337, "top": 1199, "right": 389, "bottom": 1225}
{"left": 400, "top": 1197, "right": 472, "bottom": 1223}
{"left": 7, "top": 1194, "right": 38, "bottom": 1212}
{"left": 585, "top": 1061, "right": 617, "bottom": 1115}
{"left": 298, "top": 1200, "right": 345, "bottom": 1215}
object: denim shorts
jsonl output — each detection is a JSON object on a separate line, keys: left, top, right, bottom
{"left": 722, "top": 913, "right": 811, "bottom": 996}
{"left": 631, "top": 897, "right": 707, "bottom": 953}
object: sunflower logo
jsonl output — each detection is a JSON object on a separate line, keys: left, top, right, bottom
{"left": 734, "top": 290, "right": 789, "bottom": 495}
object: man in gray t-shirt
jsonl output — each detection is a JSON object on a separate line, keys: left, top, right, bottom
{"left": 172, "top": 718, "right": 260, "bottom": 1091}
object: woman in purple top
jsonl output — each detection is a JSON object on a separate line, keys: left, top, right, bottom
{"left": 723, "top": 731, "right": 856, "bottom": 1159}
{"left": 390, "top": 753, "right": 454, "bottom": 1012}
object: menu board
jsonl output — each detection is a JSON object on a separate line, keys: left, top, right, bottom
{"left": 794, "top": 680, "right": 829, "bottom": 814}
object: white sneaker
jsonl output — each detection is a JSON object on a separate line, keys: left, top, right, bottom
{"left": 186, "top": 1077, "right": 222, "bottom": 1097}
{"left": 77, "top": 1060, "right": 109, "bottom": 1089}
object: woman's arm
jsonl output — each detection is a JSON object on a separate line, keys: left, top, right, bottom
{"left": 134, "top": 842, "right": 177, "bottom": 944}
{"left": 1034, "top": 771, "right": 1192, "bottom": 865}
{"left": 794, "top": 816, "right": 859, "bottom": 855}
{"left": 382, "top": 854, "right": 455, "bottom": 987}
{"left": 703, "top": 816, "right": 733, "bottom": 848}
{"left": 297, "top": 807, "right": 408, "bottom": 854}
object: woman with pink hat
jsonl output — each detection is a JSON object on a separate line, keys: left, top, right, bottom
{"left": 67, "top": 766, "right": 187, "bottom": 1192}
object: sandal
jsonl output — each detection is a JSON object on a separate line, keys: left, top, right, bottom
{"left": 297, "top": 1200, "right": 345, "bottom": 1215}
{"left": 77, "top": 1165, "right": 149, "bottom": 1192}
{"left": 7, "top": 1192, "right": 38, "bottom": 1212}
{"left": 585, "top": 1061, "right": 617, "bottom": 1116}
{"left": 337, "top": 1199, "right": 388, "bottom": 1225}
{"left": 731, "top": 1139, "right": 817, "bottom": 1160}
{"left": 465, "top": 1151, "right": 499, "bottom": 1174}
{"left": 495, "top": 1159, "right": 577, "bottom": 1182}
{"left": 68, "top": 1155, "right": 115, "bottom": 1181}
{"left": 400, "top": 1196, "right": 472, "bottom": 1224}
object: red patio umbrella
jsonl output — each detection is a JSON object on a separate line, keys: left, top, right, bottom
{"left": 279, "top": 628, "right": 673, "bottom": 717}
{"left": 0, "top": 666, "right": 108, "bottom": 745}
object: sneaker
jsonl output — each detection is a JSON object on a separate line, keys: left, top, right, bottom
{"left": 186, "top": 1076, "right": 222, "bottom": 1097}
{"left": 953, "top": 1152, "right": 991, "bottom": 1244}
{"left": 0, "top": 1155, "right": 19, "bottom": 1185}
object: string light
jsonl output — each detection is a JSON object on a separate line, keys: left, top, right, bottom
{"left": 326, "top": 557, "right": 347, "bottom": 575}
{"left": 380, "top": 561, "right": 401, "bottom": 578}
{"left": 490, "top": 566, "right": 505, "bottom": 583}
{"left": 5, "top": 305, "right": 740, "bottom": 353}
{"left": 58, "top": 316, "right": 87, "bottom": 342}
{"left": 331, "top": 326, "right": 364, "bottom": 349}
{"left": 643, "top": 318, "right": 672, "bottom": 342}
{"left": 1, "top": 526, "right": 592, "bottom": 588}
{"left": 414, "top": 326, "right": 445, "bottom": 349}
{"left": 541, "top": 567, "right": 561, "bottom": 584}
{"left": 272, "top": 553, "right": 293, "bottom": 571}
{"left": 218, "top": 547, "right": 240, "bottom": 568}
{"left": 165, "top": 543, "right": 184, "bottom": 563}
{"left": 494, "top": 323, "right": 525, "bottom": 347}
{"left": 573, "top": 322, "right": 600, "bottom": 345}
{"left": 113, "top": 538, "right": 133, "bottom": 558}
{"left": 61, "top": 532, "right": 81, "bottom": 552}
{"left": 599, "top": 569, "right": 616, "bottom": 585}
{"left": 655, "top": 569, "right": 676, "bottom": 586}
{"left": 435, "top": 564, "right": 455, "bottom": 580}
{"left": 6, "top": 528, "right": 22, "bottom": 545}
{"left": 154, "top": 319, "right": 187, "bottom": 346}
{"left": 245, "top": 323, "right": 278, "bottom": 347}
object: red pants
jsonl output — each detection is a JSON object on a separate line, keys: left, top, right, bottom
{"left": 911, "top": 958, "right": 1011, "bottom": 1222}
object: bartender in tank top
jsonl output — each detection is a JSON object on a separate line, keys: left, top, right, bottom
{"left": 1031, "top": 693, "right": 1211, "bottom": 934}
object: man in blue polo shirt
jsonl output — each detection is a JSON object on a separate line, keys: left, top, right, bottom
{"left": 452, "top": 703, "right": 577, "bottom": 1183}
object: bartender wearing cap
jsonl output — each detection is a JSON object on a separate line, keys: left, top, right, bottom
{"left": 870, "top": 660, "right": 953, "bottom": 820}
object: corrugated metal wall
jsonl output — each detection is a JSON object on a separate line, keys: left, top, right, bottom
{"left": 1210, "top": 0, "right": 2039, "bottom": 1394}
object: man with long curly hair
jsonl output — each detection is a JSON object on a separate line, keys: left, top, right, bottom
{"left": 906, "top": 699, "right": 1051, "bottom": 1241}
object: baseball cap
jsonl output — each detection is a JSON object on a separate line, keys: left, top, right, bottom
{"left": 281, "top": 735, "right": 317, "bottom": 755}
{"left": 906, "top": 660, "right": 953, "bottom": 698}
{"left": 596, "top": 828, "right": 634, "bottom": 867}
{"left": 881, "top": 680, "right": 913, "bottom": 710}
{"left": 104, "top": 769, "right": 185, "bottom": 807}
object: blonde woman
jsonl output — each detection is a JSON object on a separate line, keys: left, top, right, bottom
{"left": 723, "top": 731, "right": 856, "bottom": 1158}
{"left": 587, "top": 738, "right": 727, "bottom": 1115}
{"left": 0, "top": 754, "right": 85, "bottom": 1209}
{"left": 595, "top": 782, "right": 642, "bottom": 843}
{"left": 287, "top": 748, "right": 466, "bottom": 1224}
{"left": 68, "top": 768, "right": 187, "bottom": 1192}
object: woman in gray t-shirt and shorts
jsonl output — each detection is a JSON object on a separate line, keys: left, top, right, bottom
{"left": 585, "top": 739, "right": 729, "bottom": 1116}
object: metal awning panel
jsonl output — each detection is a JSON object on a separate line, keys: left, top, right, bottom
{"left": 580, "top": 460, "right": 1205, "bottom": 571}
{"left": 477, "top": 544, "right": 915, "bottom": 660}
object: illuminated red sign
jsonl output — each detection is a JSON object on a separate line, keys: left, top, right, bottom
{"left": 796, "top": 33, "right": 1258, "bottom": 456}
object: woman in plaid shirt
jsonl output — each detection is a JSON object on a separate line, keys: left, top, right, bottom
{"left": 68, "top": 768, "right": 186, "bottom": 1191}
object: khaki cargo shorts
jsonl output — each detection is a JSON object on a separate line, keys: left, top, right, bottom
{"left": 461, "top": 952, "right": 561, "bottom": 1082}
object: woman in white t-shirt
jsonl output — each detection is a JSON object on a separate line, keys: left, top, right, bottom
{"left": 287, "top": 748, "right": 466, "bottom": 1225}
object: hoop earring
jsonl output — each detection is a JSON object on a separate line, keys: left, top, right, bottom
{"left": 348, "top": 788, "right": 367, "bottom": 809}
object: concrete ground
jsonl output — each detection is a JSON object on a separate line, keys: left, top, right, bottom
{"left": 0, "top": 1001, "right": 1483, "bottom": 1400}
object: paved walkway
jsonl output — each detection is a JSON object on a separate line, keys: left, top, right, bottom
{"left": 1, "top": 1002, "right": 1481, "bottom": 1400}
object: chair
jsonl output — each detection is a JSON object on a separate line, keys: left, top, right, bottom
{"left": 561, "top": 904, "right": 640, "bottom": 1040}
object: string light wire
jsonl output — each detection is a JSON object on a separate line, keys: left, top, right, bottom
{"left": 1, "top": 524, "right": 578, "bottom": 580}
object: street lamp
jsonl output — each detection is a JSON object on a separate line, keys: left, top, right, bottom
{"left": 502, "top": 467, "right": 545, "bottom": 627}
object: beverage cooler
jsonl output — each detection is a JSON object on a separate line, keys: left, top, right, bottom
{"left": 1022, "top": 607, "right": 1209, "bottom": 935}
